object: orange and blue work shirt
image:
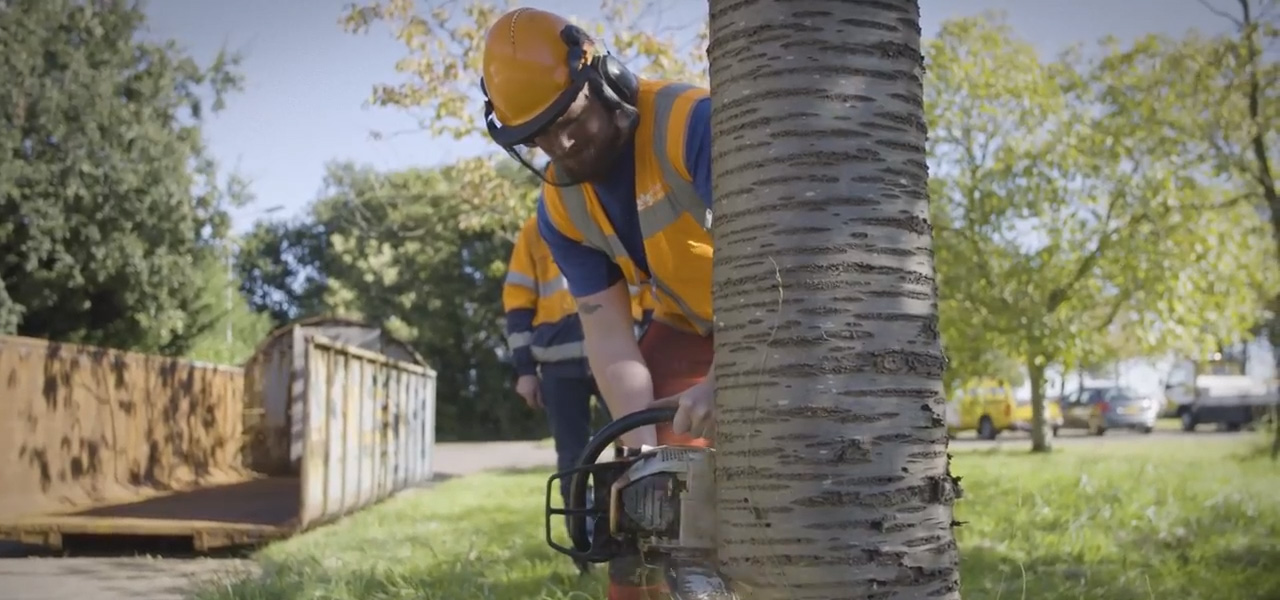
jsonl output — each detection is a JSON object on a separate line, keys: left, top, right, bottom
{"left": 536, "top": 79, "right": 713, "bottom": 336}
{"left": 503, "top": 215, "right": 655, "bottom": 377}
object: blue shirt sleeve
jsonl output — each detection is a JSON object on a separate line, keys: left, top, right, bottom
{"left": 536, "top": 193, "right": 623, "bottom": 297}
{"left": 683, "top": 96, "right": 713, "bottom": 210}
{"left": 504, "top": 309, "right": 537, "bottom": 376}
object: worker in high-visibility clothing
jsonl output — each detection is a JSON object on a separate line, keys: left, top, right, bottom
{"left": 482, "top": 8, "right": 715, "bottom": 599}
{"left": 502, "top": 213, "right": 654, "bottom": 571}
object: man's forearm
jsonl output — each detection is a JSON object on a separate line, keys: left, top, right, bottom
{"left": 575, "top": 281, "right": 660, "bottom": 447}
{"left": 590, "top": 347, "right": 653, "bottom": 416}
{"left": 586, "top": 340, "right": 658, "bottom": 447}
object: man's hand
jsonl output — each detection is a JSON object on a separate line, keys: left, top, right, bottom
{"left": 516, "top": 374, "right": 542, "bottom": 409}
{"left": 652, "top": 376, "right": 715, "bottom": 439}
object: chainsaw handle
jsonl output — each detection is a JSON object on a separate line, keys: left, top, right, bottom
{"left": 576, "top": 406, "right": 678, "bottom": 467}
{"left": 566, "top": 406, "right": 678, "bottom": 551}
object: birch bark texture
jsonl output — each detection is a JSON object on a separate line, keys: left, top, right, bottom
{"left": 707, "top": 1, "right": 962, "bottom": 598}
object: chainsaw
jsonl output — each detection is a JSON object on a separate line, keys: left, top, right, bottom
{"left": 543, "top": 406, "right": 736, "bottom": 598}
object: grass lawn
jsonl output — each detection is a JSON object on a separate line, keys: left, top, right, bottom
{"left": 192, "top": 435, "right": 1280, "bottom": 600}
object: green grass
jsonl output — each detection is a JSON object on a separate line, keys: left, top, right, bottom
{"left": 192, "top": 436, "right": 1280, "bottom": 600}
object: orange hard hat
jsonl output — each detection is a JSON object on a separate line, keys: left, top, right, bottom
{"left": 481, "top": 8, "right": 594, "bottom": 146}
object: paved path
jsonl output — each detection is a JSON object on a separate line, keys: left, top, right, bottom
{"left": 0, "top": 441, "right": 555, "bottom": 600}
{"left": 0, "top": 431, "right": 1254, "bottom": 600}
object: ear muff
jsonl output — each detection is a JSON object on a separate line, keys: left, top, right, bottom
{"left": 480, "top": 24, "right": 639, "bottom": 149}
{"left": 560, "top": 25, "right": 639, "bottom": 109}
{"left": 596, "top": 53, "right": 639, "bottom": 106}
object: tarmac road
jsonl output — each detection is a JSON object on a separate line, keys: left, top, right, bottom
{"left": 0, "top": 430, "right": 1252, "bottom": 600}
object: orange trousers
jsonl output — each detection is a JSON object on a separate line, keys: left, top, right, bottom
{"left": 608, "top": 321, "right": 712, "bottom": 600}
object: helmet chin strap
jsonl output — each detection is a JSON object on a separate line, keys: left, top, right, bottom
{"left": 505, "top": 147, "right": 586, "bottom": 188}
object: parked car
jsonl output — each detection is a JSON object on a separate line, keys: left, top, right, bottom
{"left": 945, "top": 378, "right": 1017, "bottom": 440}
{"left": 1012, "top": 396, "right": 1064, "bottom": 437}
{"left": 1058, "top": 386, "right": 1159, "bottom": 435}
{"left": 1166, "top": 374, "right": 1277, "bottom": 432}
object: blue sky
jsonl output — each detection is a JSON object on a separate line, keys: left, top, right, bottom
{"left": 141, "top": 0, "right": 1235, "bottom": 229}
{"left": 139, "top": 0, "right": 1266, "bottom": 394}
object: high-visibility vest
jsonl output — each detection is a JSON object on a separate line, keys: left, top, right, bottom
{"left": 541, "top": 80, "right": 714, "bottom": 336}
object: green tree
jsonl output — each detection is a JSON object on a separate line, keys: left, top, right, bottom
{"left": 236, "top": 217, "right": 333, "bottom": 326}
{"left": 935, "top": 217, "right": 1026, "bottom": 393}
{"left": 183, "top": 252, "right": 275, "bottom": 365}
{"left": 1167, "top": 0, "right": 1279, "bottom": 455}
{"left": 0, "top": 0, "right": 245, "bottom": 354}
{"left": 927, "top": 15, "right": 1276, "bottom": 452}
{"left": 709, "top": 0, "right": 959, "bottom": 597}
{"left": 236, "top": 160, "right": 546, "bottom": 440}
{"left": 1161, "top": 1, "right": 1276, "bottom": 251}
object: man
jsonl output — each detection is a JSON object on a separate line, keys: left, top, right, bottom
{"left": 482, "top": 8, "right": 716, "bottom": 599}
{"left": 502, "top": 212, "right": 655, "bottom": 573}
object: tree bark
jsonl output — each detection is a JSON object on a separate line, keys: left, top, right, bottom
{"left": 1027, "top": 360, "right": 1052, "bottom": 453}
{"left": 708, "top": 0, "right": 961, "bottom": 597}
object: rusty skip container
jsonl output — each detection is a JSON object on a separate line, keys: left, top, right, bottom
{"left": 0, "top": 326, "right": 437, "bottom": 551}
{"left": 241, "top": 316, "right": 427, "bottom": 477}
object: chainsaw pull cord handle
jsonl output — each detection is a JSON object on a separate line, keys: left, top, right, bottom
{"left": 566, "top": 406, "right": 679, "bottom": 550}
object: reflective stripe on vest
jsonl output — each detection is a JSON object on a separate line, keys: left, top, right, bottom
{"left": 556, "top": 82, "right": 714, "bottom": 335}
{"left": 540, "top": 274, "right": 569, "bottom": 298}
{"left": 531, "top": 341, "right": 585, "bottom": 363}
{"left": 506, "top": 331, "right": 532, "bottom": 350}
{"left": 507, "top": 271, "right": 571, "bottom": 304}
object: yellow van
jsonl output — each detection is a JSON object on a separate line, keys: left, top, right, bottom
{"left": 944, "top": 378, "right": 1017, "bottom": 440}
{"left": 1012, "top": 396, "right": 1064, "bottom": 437}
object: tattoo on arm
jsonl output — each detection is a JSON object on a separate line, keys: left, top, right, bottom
{"left": 579, "top": 301, "right": 603, "bottom": 315}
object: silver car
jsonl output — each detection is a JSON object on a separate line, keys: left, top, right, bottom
{"left": 1058, "top": 386, "right": 1159, "bottom": 435}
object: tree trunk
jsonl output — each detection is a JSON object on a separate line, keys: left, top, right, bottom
{"left": 708, "top": 1, "right": 960, "bottom": 598}
{"left": 1027, "top": 360, "right": 1052, "bottom": 453}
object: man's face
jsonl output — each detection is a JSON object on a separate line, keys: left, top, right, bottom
{"left": 532, "top": 84, "right": 629, "bottom": 183}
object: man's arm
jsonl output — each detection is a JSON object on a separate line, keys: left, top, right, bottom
{"left": 538, "top": 199, "right": 658, "bottom": 447}
{"left": 575, "top": 280, "right": 656, "bottom": 443}
{"left": 502, "top": 219, "right": 539, "bottom": 377}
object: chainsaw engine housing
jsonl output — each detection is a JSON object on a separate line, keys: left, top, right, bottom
{"left": 545, "top": 443, "right": 715, "bottom": 563}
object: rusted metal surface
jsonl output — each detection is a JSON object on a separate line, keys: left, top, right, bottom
{"left": 241, "top": 329, "right": 295, "bottom": 476}
{"left": 298, "top": 334, "right": 436, "bottom": 529}
{"left": 242, "top": 317, "right": 426, "bottom": 476}
{"left": 1, "top": 329, "right": 436, "bottom": 551}
{"left": 0, "top": 335, "right": 251, "bottom": 523}
{"left": 0, "top": 478, "right": 299, "bottom": 551}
